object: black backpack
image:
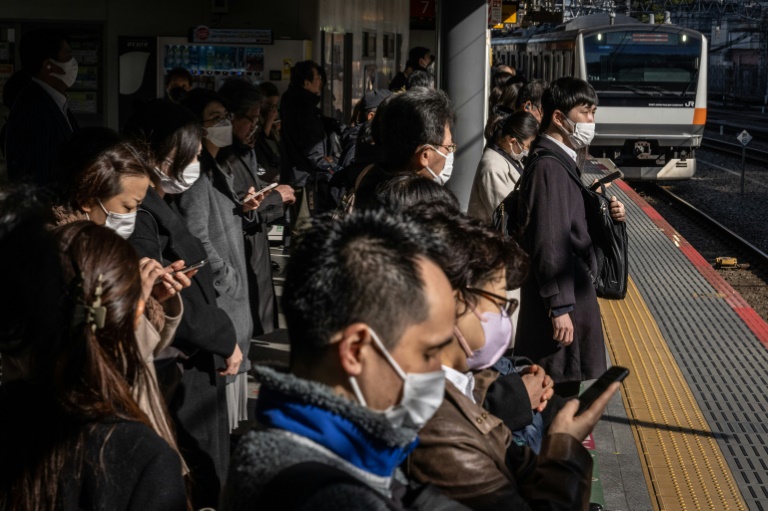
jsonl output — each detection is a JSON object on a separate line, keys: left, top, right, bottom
{"left": 492, "top": 149, "right": 628, "bottom": 300}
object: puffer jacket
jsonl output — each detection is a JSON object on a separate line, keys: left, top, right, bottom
{"left": 406, "top": 377, "right": 593, "bottom": 511}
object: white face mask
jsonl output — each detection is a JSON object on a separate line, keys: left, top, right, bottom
{"left": 424, "top": 145, "right": 454, "bottom": 186}
{"left": 559, "top": 115, "right": 595, "bottom": 150}
{"left": 349, "top": 328, "right": 445, "bottom": 432}
{"left": 50, "top": 57, "right": 78, "bottom": 89}
{"left": 153, "top": 161, "right": 201, "bottom": 194}
{"left": 507, "top": 139, "right": 528, "bottom": 162}
{"left": 205, "top": 119, "right": 233, "bottom": 148}
{"left": 97, "top": 200, "right": 137, "bottom": 240}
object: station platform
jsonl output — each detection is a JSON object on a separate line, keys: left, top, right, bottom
{"left": 248, "top": 159, "right": 768, "bottom": 510}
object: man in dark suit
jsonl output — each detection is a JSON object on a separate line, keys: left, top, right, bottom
{"left": 5, "top": 28, "right": 80, "bottom": 188}
{"left": 515, "top": 77, "right": 626, "bottom": 397}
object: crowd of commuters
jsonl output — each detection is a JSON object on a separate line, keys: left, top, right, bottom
{"left": 0, "top": 29, "right": 627, "bottom": 511}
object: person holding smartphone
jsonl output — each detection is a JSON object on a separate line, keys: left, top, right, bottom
{"left": 124, "top": 100, "right": 242, "bottom": 509}
{"left": 178, "top": 89, "right": 266, "bottom": 437}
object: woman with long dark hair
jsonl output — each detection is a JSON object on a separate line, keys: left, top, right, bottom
{"left": 124, "top": 99, "right": 241, "bottom": 508}
{"left": 0, "top": 207, "right": 186, "bottom": 511}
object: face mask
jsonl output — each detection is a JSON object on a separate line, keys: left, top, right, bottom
{"left": 455, "top": 307, "right": 513, "bottom": 371}
{"left": 424, "top": 145, "right": 454, "bottom": 186}
{"left": 205, "top": 119, "right": 233, "bottom": 148}
{"left": 50, "top": 57, "right": 78, "bottom": 89}
{"left": 507, "top": 139, "right": 528, "bottom": 162}
{"left": 153, "top": 161, "right": 201, "bottom": 194}
{"left": 349, "top": 328, "right": 445, "bottom": 431}
{"left": 97, "top": 200, "right": 137, "bottom": 240}
{"left": 559, "top": 114, "right": 595, "bottom": 150}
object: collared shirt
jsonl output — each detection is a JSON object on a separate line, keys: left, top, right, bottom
{"left": 542, "top": 133, "right": 577, "bottom": 162}
{"left": 442, "top": 365, "right": 476, "bottom": 404}
{"left": 31, "top": 78, "right": 71, "bottom": 126}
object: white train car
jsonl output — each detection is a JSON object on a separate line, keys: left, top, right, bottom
{"left": 493, "top": 14, "right": 708, "bottom": 180}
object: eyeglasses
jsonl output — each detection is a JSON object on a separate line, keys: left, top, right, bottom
{"left": 465, "top": 287, "right": 519, "bottom": 315}
{"left": 265, "top": 103, "right": 279, "bottom": 112}
{"left": 426, "top": 143, "right": 458, "bottom": 154}
{"left": 203, "top": 112, "right": 233, "bottom": 124}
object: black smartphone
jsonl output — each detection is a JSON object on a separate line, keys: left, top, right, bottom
{"left": 577, "top": 365, "right": 629, "bottom": 415}
{"left": 590, "top": 170, "right": 624, "bottom": 191}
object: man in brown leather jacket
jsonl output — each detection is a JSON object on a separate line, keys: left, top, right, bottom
{"left": 405, "top": 207, "right": 618, "bottom": 511}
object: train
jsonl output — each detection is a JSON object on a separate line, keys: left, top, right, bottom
{"left": 492, "top": 14, "right": 708, "bottom": 180}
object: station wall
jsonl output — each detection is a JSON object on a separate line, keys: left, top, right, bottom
{"left": 0, "top": 0, "right": 408, "bottom": 127}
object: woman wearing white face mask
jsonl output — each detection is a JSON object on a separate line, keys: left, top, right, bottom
{"left": 50, "top": 129, "right": 192, "bottom": 473}
{"left": 125, "top": 99, "right": 243, "bottom": 508}
{"left": 178, "top": 88, "right": 267, "bottom": 435}
{"left": 467, "top": 111, "right": 538, "bottom": 224}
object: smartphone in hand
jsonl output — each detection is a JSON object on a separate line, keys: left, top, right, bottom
{"left": 243, "top": 182, "right": 279, "bottom": 202}
{"left": 590, "top": 170, "right": 624, "bottom": 191}
{"left": 577, "top": 366, "right": 629, "bottom": 415}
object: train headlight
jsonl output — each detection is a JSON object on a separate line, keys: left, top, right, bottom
{"left": 682, "top": 34, "right": 687, "bottom": 42}
{"left": 597, "top": 33, "right": 602, "bottom": 41}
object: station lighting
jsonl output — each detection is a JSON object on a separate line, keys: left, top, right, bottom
{"left": 597, "top": 33, "right": 603, "bottom": 40}
{"left": 682, "top": 34, "right": 687, "bottom": 42}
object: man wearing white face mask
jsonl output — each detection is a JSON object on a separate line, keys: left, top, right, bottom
{"left": 354, "top": 88, "right": 457, "bottom": 210}
{"left": 6, "top": 28, "right": 80, "bottom": 189}
{"left": 222, "top": 210, "right": 469, "bottom": 511}
{"left": 515, "top": 78, "right": 626, "bottom": 398}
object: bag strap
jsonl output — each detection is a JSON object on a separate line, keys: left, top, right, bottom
{"left": 259, "top": 461, "right": 400, "bottom": 510}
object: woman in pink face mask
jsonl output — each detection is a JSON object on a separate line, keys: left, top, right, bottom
{"left": 401, "top": 198, "right": 613, "bottom": 509}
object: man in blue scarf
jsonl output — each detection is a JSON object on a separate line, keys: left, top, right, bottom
{"left": 221, "top": 209, "right": 466, "bottom": 510}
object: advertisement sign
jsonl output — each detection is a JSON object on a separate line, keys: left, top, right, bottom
{"left": 492, "top": 0, "right": 519, "bottom": 28}
{"left": 191, "top": 26, "right": 273, "bottom": 45}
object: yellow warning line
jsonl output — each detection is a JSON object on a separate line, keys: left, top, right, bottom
{"left": 600, "top": 276, "right": 747, "bottom": 511}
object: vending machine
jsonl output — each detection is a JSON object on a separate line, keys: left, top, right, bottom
{"left": 118, "top": 35, "right": 311, "bottom": 128}
{"left": 157, "top": 37, "right": 311, "bottom": 96}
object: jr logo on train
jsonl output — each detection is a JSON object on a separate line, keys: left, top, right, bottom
{"left": 492, "top": 14, "right": 707, "bottom": 181}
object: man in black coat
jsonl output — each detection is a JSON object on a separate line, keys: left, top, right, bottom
{"left": 515, "top": 77, "right": 626, "bottom": 397}
{"left": 5, "top": 28, "right": 80, "bottom": 189}
{"left": 279, "top": 60, "right": 338, "bottom": 224}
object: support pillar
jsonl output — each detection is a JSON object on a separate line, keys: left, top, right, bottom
{"left": 438, "top": 0, "right": 489, "bottom": 211}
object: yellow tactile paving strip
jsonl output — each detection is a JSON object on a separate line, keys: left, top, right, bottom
{"left": 600, "top": 276, "right": 747, "bottom": 511}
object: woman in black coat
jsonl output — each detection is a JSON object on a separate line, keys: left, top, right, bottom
{"left": 124, "top": 100, "right": 241, "bottom": 509}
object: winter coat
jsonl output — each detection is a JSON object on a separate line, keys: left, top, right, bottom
{"left": 279, "top": 85, "right": 331, "bottom": 187}
{"left": 177, "top": 149, "right": 254, "bottom": 379}
{"left": 5, "top": 80, "right": 78, "bottom": 188}
{"left": 514, "top": 136, "right": 607, "bottom": 383}
{"left": 221, "top": 366, "right": 469, "bottom": 511}
{"left": 406, "top": 376, "right": 593, "bottom": 510}
{"left": 222, "top": 144, "right": 282, "bottom": 336}
{"left": 129, "top": 186, "right": 235, "bottom": 508}
{"left": 467, "top": 145, "right": 523, "bottom": 224}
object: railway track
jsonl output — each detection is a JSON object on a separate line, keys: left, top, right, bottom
{"left": 700, "top": 137, "right": 768, "bottom": 164}
{"left": 639, "top": 183, "right": 768, "bottom": 273}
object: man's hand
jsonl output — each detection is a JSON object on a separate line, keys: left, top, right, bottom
{"left": 242, "top": 186, "right": 266, "bottom": 212}
{"left": 275, "top": 184, "right": 296, "bottom": 205}
{"left": 521, "top": 364, "right": 554, "bottom": 412}
{"left": 219, "top": 344, "right": 243, "bottom": 376}
{"left": 610, "top": 196, "right": 626, "bottom": 223}
{"left": 549, "top": 382, "right": 620, "bottom": 441}
{"left": 552, "top": 313, "right": 574, "bottom": 346}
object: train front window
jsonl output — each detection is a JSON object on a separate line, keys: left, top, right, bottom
{"left": 584, "top": 31, "right": 700, "bottom": 95}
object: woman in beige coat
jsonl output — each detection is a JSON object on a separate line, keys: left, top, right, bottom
{"left": 468, "top": 111, "right": 539, "bottom": 224}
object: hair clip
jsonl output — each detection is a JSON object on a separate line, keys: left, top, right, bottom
{"left": 71, "top": 273, "right": 107, "bottom": 332}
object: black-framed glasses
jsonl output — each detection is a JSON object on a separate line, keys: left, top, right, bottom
{"left": 465, "top": 287, "right": 518, "bottom": 315}
{"left": 238, "top": 113, "right": 260, "bottom": 125}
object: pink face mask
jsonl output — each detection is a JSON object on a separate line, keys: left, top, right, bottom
{"left": 454, "top": 306, "right": 514, "bottom": 370}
